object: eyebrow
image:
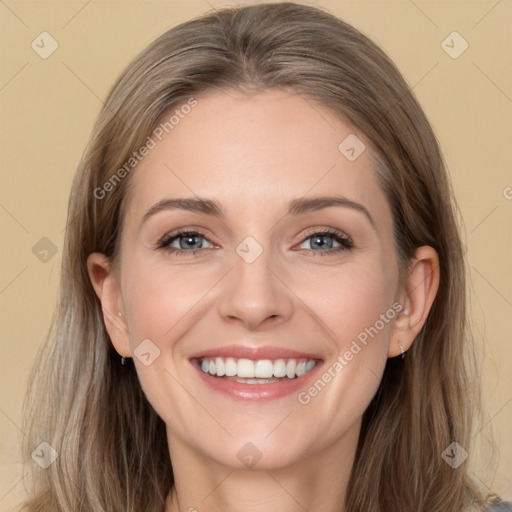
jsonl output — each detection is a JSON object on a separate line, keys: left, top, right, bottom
{"left": 141, "top": 195, "right": 376, "bottom": 230}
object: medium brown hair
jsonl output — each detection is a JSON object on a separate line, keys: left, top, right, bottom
{"left": 20, "top": 2, "right": 491, "bottom": 511}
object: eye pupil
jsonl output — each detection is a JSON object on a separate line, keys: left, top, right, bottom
{"left": 180, "top": 234, "right": 202, "bottom": 250}
{"left": 311, "top": 235, "right": 334, "bottom": 250}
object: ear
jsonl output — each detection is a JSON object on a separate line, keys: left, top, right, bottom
{"left": 86, "top": 252, "right": 131, "bottom": 358}
{"left": 388, "top": 245, "right": 440, "bottom": 358}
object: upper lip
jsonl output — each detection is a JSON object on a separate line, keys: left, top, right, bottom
{"left": 189, "top": 345, "right": 323, "bottom": 361}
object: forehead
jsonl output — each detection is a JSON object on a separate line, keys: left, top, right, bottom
{"left": 123, "top": 88, "right": 389, "bottom": 226}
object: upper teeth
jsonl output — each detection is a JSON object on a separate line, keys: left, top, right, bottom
{"left": 199, "top": 357, "right": 316, "bottom": 379}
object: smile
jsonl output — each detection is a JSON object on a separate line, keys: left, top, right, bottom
{"left": 190, "top": 349, "right": 323, "bottom": 400}
{"left": 199, "top": 357, "right": 318, "bottom": 382}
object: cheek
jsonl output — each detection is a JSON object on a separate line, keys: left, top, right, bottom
{"left": 121, "top": 256, "right": 217, "bottom": 345}
{"left": 119, "top": 257, "right": 217, "bottom": 429}
{"left": 297, "top": 257, "right": 397, "bottom": 419}
{"left": 300, "top": 258, "right": 397, "bottom": 349}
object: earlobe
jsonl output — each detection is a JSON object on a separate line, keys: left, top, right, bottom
{"left": 86, "top": 252, "right": 131, "bottom": 357}
{"left": 388, "top": 246, "right": 440, "bottom": 358}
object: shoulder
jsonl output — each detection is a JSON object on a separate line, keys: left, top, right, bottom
{"left": 486, "top": 501, "right": 512, "bottom": 511}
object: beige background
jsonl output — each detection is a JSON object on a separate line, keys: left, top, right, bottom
{"left": 1, "top": 0, "right": 511, "bottom": 509}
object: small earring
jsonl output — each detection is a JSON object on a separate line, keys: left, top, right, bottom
{"left": 398, "top": 341, "right": 405, "bottom": 359}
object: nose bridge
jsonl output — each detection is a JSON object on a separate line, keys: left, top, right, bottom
{"left": 217, "top": 236, "right": 293, "bottom": 329}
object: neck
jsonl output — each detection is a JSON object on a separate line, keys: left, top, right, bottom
{"left": 165, "top": 421, "right": 360, "bottom": 512}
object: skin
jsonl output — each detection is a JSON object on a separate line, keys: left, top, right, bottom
{"left": 88, "top": 88, "right": 439, "bottom": 512}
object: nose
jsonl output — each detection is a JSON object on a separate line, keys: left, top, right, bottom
{"left": 217, "top": 246, "right": 294, "bottom": 331}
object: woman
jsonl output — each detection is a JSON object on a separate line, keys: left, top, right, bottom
{"left": 19, "top": 2, "right": 510, "bottom": 511}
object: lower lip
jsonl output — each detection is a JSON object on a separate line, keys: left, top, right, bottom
{"left": 192, "top": 361, "right": 323, "bottom": 401}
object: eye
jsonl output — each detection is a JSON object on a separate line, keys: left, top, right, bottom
{"left": 157, "top": 228, "right": 353, "bottom": 257}
{"left": 158, "top": 230, "right": 214, "bottom": 256}
{"left": 296, "top": 229, "right": 353, "bottom": 255}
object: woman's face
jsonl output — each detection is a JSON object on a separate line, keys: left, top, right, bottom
{"left": 97, "top": 88, "right": 410, "bottom": 469}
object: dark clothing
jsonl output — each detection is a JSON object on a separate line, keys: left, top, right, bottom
{"left": 487, "top": 501, "right": 512, "bottom": 511}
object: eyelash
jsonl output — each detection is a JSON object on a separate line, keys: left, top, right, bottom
{"left": 157, "top": 228, "right": 353, "bottom": 257}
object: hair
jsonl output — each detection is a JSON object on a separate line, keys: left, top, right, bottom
{"left": 19, "top": 2, "right": 496, "bottom": 511}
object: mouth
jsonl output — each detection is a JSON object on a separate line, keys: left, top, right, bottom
{"left": 190, "top": 350, "right": 323, "bottom": 401}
